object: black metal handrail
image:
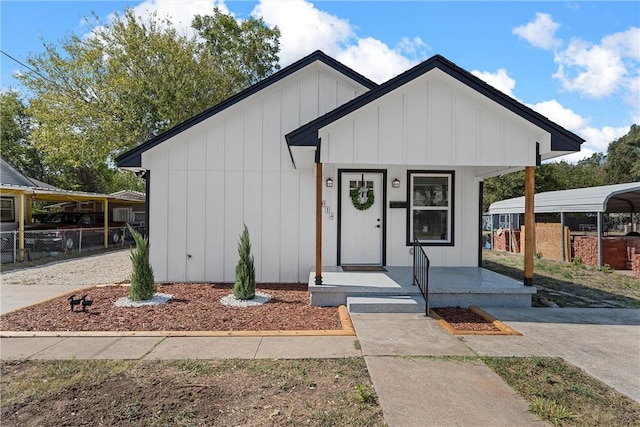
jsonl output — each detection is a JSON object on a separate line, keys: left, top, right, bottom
{"left": 412, "top": 235, "right": 430, "bottom": 316}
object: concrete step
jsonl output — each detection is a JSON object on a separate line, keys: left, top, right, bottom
{"left": 347, "top": 295, "right": 427, "bottom": 314}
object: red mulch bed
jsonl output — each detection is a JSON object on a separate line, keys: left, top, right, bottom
{"left": 0, "top": 283, "right": 342, "bottom": 332}
{"left": 431, "top": 307, "right": 501, "bottom": 332}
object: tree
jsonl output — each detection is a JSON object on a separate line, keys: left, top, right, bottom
{"left": 603, "top": 124, "right": 640, "bottom": 184}
{"left": 128, "top": 225, "right": 156, "bottom": 301}
{"left": 192, "top": 7, "right": 280, "bottom": 91}
{"left": 18, "top": 8, "right": 280, "bottom": 193}
{"left": 233, "top": 225, "right": 256, "bottom": 300}
{"left": 0, "top": 91, "right": 46, "bottom": 180}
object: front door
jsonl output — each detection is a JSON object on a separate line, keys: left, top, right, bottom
{"left": 340, "top": 172, "right": 384, "bottom": 265}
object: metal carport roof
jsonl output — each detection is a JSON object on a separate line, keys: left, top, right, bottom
{"left": 488, "top": 182, "right": 640, "bottom": 214}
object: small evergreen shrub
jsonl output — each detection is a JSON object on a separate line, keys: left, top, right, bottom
{"left": 128, "top": 225, "right": 156, "bottom": 301}
{"left": 233, "top": 224, "right": 256, "bottom": 300}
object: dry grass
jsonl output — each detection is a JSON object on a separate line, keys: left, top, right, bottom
{"left": 483, "top": 357, "right": 640, "bottom": 427}
{"left": 482, "top": 249, "right": 640, "bottom": 308}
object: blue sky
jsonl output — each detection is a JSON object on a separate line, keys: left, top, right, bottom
{"left": 1, "top": 1, "right": 639, "bottom": 162}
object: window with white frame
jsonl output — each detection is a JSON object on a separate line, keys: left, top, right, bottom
{"left": 0, "top": 197, "right": 15, "bottom": 222}
{"left": 408, "top": 172, "right": 453, "bottom": 245}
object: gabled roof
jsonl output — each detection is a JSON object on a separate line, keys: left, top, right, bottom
{"left": 488, "top": 182, "right": 640, "bottom": 214}
{"left": 1, "top": 157, "right": 38, "bottom": 187}
{"left": 286, "top": 54, "right": 584, "bottom": 153}
{"left": 116, "top": 50, "right": 377, "bottom": 169}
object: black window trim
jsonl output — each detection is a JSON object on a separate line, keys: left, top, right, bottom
{"left": 406, "top": 170, "right": 455, "bottom": 246}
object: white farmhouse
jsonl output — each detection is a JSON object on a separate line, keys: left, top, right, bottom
{"left": 117, "top": 51, "right": 583, "bottom": 308}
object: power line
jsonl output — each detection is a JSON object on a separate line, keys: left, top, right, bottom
{"left": 1, "top": 49, "right": 58, "bottom": 88}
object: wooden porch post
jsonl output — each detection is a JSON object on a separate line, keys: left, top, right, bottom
{"left": 524, "top": 166, "right": 535, "bottom": 286}
{"left": 315, "top": 162, "right": 323, "bottom": 285}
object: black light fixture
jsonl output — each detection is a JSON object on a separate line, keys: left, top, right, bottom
{"left": 326, "top": 177, "right": 333, "bottom": 187}
{"left": 392, "top": 178, "right": 400, "bottom": 188}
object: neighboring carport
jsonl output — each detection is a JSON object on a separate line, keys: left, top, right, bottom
{"left": 488, "top": 182, "right": 640, "bottom": 267}
{"left": 1, "top": 184, "right": 131, "bottom": 261}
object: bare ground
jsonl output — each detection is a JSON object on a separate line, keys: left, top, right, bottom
{"left": 1, "top": 358, "right": 385, "bottom": 427}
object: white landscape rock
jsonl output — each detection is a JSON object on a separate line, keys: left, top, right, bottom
{"left": 220, "top": 291, "right": 271, "bottom": 307}
{"left": 114, "top": 293, "right": 173, "bottom": 307}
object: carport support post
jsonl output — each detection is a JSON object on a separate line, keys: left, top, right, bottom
{"left": 103, "top": 198, "right": 109, "bottom": 248}
{"left": 560, "top": 212, "right": 566, "bottom": 262}
{"left": 524, "top": 166, "right": 535, "bottom": 286}
{"left": 18, "top": 194, "right": 25, "bottom": 262}
{"left": 315, "top": 162, "right": 323, "bottom": 285}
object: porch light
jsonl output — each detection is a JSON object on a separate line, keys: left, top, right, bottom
{"left": 392, "top": 178, "right": 400, "bottom": 188}
{"left": 325, "top": 177, "right": 333, "bottom": 188}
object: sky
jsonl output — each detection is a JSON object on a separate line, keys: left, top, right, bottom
{"left": 1, "top": 0, "right": 639, "bottom": 162}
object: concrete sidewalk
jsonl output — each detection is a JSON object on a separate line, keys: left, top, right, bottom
{"left": 350, "top": 313, "right": 547, "bottom": 427}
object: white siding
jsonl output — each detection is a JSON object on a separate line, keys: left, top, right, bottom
{"left": 141, "top": 62, "right": 370, "bottom": 282}
{"left": 320, "top": 69, "right": 543, "bottom": 168}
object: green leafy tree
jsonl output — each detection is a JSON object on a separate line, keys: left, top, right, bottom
{"left": 17, "top": 8, "right": 280, "bottom": 193}
{"left": 128, "top": 225, "right": 156, "bottom": 301}
{"left": 604, "top": 124, "right": 640, "bottom": 184}
{"left": 233, "top": 224, "right": 256, "bottom": 300}
{"left": 192, "top": 7, "right": 280, "bottom": 91}
{"left": 0, "top": 91, "right": 46, "bottom": 180}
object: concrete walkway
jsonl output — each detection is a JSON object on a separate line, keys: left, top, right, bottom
{"left": 1, "top": 281, "right": 639, "bottom": 426}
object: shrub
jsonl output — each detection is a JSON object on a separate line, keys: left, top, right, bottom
{"left": 233, "top": 224, "right": 256, "bottom": 300}
{"left": 128, "top": 225, "right": 156, "bottom": 301}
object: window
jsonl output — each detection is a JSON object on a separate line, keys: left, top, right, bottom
{"left": 408, "top": 171, "right": 454, "bottom": 245}
{"left": 0, "top": 197, "right": 15, "bottom": 222}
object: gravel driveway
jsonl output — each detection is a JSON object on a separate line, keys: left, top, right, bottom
{"left": 0, "top": 250, "right": 132, "bottom": 286}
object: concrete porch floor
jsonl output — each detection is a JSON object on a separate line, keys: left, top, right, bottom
{"left": 308, "top": 266, "right": 536, "bottom": 308}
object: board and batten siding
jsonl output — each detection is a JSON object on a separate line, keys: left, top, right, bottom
{"left": 142, "top": 63, "right": 370, "bottom": 283}
{"left": 319, "top": 68, "right": 546, "bottom": 168}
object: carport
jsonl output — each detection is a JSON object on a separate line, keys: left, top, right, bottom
{"left": 1, "top": 159, "right": 143, "bottom": 261}
{"left": 489, "top": 182, "right": 640, "bottom": 267}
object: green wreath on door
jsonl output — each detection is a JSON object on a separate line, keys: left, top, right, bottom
{"left": 350, "top": 186, "right": 375, "bottom": 210}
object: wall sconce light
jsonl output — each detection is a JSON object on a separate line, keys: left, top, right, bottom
{"left": 392, "top": 178, "right": 400, "bottom": 188}
{"left": 325, "top": 177, "right": 333, "bottom": 187}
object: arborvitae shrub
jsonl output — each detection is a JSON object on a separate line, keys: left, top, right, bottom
{"left": 233, "top": 224, "right": 256, "bottom": 300}
{"left": 128, "top": 225, "right": 156, "bottom": 301}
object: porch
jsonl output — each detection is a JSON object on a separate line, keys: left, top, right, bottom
{"left": 308, "top": 267, "right": 535, "bottom": 313}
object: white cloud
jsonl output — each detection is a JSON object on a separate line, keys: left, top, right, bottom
{"left": 577, "top": 125, "right": 630, "bottom": 153}
{"left": 252, "top": 0, "right": 427, "bottom": 83}
{"left": 553, "top": 38, "right": 628, "bottom": 98}
{"left": 529, "top": 99, "right": 588, "bottom": 130}
{"left": 602, "top": 27, "right": 640, "bottom": 61}
{"left": 528, "top": 99, "right": 630, "bottom": 162}
{"left": 471, "top": 68, "right": 516, "bottom": 98}
{"left": 129, "top": 0, "right": 228, "bottom": 36}
{"left": 337, "top": 38, "right": 424, "bottom": 83}
{"left": 252, "top": 0, "right": 354, "bottom": 65}
{"left": 513, "top": 12, "right": 561, "bottom": 50}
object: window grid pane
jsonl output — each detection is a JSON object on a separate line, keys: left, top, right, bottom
{"left": 410, "top": 173, "right": 451, "bottom": 244}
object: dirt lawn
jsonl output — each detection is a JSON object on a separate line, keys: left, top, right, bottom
{"left": 1, "top": 358, "right": 384, "bottom": 427}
